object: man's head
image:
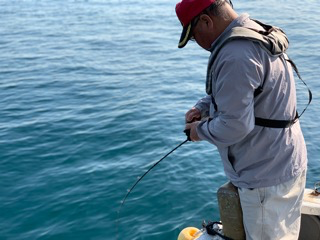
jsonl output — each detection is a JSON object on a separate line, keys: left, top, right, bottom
{"left": 176, "top": 0, "right": 237, "bottom": 50}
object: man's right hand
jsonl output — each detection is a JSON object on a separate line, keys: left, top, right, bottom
{"left": 185, "top": 107, "right": 201, "bottom": 123}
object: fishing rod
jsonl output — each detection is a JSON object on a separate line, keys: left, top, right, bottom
{"left": 116, "top": 129, "right": 191, "bottom": 238}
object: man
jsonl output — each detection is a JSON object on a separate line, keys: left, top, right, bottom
{"left": 175, "top": 0, "right": 307, "bottom": 239}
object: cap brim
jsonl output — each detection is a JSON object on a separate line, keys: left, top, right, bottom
{"left": 178, "top": 23, "right": 192, "bottom": 48}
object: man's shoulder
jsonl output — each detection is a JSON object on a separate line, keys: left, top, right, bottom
{"left": 215, "top": 39, "right": 264, "bottom": 63}
{"left": 213, "top": 17, "right": 271, "bottom": 62}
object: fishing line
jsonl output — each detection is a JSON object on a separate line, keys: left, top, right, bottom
{"left": 116, "top": 129, "right": 191, "bottom": 238}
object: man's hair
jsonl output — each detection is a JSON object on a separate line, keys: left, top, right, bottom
{"left": 206, "top": 0, "right": 233, "bottom": 21}
{"left": 191, "top": 0, "right": 233, "bottom": 25}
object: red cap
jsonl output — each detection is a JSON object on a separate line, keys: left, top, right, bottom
{"left": 176, "top": 0, "right": 216, "bottom": 48}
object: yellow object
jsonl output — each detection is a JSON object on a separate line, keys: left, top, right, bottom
{"left": 177, "top": 227, "right": 201, "bottom": 240}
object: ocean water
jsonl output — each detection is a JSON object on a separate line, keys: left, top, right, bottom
{"left": 0, "top": 0, "right": 319, "bottom": 239}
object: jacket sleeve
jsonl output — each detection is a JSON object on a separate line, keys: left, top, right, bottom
{"left": 194, "top": 95, "right": 211, "bottom": 118}
{"left": 196, "top": 41, "right": 263, "bottom": 148}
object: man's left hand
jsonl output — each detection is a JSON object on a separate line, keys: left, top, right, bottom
{"left": 185, "top": 121, "right": 201, "bottom": 142}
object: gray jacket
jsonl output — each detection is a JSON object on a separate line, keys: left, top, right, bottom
{"left": 195, "top": 14, "right": 307, "bottom": 188}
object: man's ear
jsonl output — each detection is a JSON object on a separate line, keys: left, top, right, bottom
{"left": 199, "top": 14, "right": 214, "bottom": 29}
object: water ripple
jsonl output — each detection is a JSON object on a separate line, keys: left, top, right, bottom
{"left": 0, "top": 0, "right": 319, "bottom": 239}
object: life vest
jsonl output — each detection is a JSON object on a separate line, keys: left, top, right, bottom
{"left": 206, "top": 19, "right": 312, "bottom": 128}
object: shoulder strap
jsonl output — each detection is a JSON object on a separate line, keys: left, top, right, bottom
{"left": 285, "top": 57, "right": 313, "bottom": 119}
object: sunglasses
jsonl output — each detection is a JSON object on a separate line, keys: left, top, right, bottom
{"left": 189, "top": 16, "right": 201, "bottom": 42}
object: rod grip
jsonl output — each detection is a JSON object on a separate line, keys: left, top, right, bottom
{"left": 184, "top": 129, "right": 191, "bottom": 141}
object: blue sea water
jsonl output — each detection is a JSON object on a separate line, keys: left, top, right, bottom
{"left": 0, "top": 0, "right": 319, "bottom": 239}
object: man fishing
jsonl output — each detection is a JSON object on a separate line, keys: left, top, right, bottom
{"left": 176, "top": 0, "right": 308, "bottom": 239}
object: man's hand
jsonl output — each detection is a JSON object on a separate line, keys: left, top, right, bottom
{"left": 185, "top": 121, "right": 201, "bottom": 142}
{"left": 185, "top": 107, "right": 201, "bottom": 123}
